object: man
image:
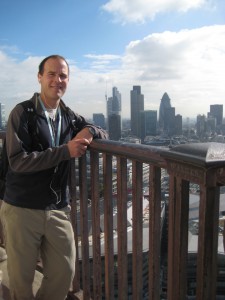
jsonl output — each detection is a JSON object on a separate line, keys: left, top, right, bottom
{"left": 0, "top": 55, "right": 107, "bottom": 300}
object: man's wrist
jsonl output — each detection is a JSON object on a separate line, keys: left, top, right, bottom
{"left": 87, "top": 126, "right": 96, "bottom": 137}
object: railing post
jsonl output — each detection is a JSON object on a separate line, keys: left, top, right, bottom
{"left": 167, "top": 175, "right": 189, "bottom": 300}
{"left": 148, "top": 165, "right": 161, "bottom": 300}
{"left": 79, "top": 155, "right": 91, "bottom": 299}
{"left": 90, "top": 151, "right": 102, "bottom": 300}
{"left": 69, "top": 158, "right": 81, "bottom": 295}
{"left": 166, "top": 173, "right": 176, "bottom": 300}
{"left": 196, "top": 183, "right": 220, "bottom": 300}
{"left": 132, "top": 160, "right": 143, "bottom": 300}
{"left": 103, "top": 153, "right": 114, "bottom": 300}
{"left": 117, "top": 157, "right": 128, "bottom": 299}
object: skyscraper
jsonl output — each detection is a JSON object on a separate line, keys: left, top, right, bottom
{"left": 107, "top": 87, "right": 121, "bottom": 119}
{"left": 174, "top": 114, "right": 182, "bottom": 136}
{"left": 93, "top": 113, "right": 106, "bottom": 129}
{"left": 130, "top": 86, "right": 144, "bottom": 138}
{"left": 159, "top": 93, "right": 172, "bottom": 132}
{"left": 164, "top": 107, "right": 175, "bottom": 136}
{"left": 108, "top": 114, "right": 121, "bottom": 141}
{"left": 210, "top": 104, "right": 223, "bottom": 127}
{"left": 196, "top": 114, "right": 206, "bottom": 138}
{"left": 107, "top": 87, "right": 122, "bottom": 140}
{"left": 140, "top": 110, "right": 157, "bottom": 141}
{"left": 0, "top": 103, "right": 6, "bottom": 129}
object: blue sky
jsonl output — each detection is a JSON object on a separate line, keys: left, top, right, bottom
{"left": 0, "top": 0, "right": 225, "bottom": 120}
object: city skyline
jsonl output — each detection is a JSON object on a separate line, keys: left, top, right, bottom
{"left": 1, "top": 88, "right": 224, "bottom": 126}
{"left": 0, "top": 0, "right": 225, "bottom": 119}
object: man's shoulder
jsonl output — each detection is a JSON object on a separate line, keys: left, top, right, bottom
{"left": 15, "top": 93, "right": 44, "bottom": 117}
{"left": 16, "top": 93, "right": 39, "bottom": 109}
{"left": 8, "top": 94, "right": 40, "bottom": 124}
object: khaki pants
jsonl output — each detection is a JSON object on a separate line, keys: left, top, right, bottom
{"left": 0, "top": 200, "right": 4, "bottom": 245}
{"left": 0, "top": 202, "right": 76, "bottom": 300}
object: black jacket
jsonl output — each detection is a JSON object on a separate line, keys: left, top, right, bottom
{"left": 4, "top": 93, "right": 107, "bottom": 209}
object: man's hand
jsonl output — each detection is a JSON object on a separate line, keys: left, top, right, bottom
{"left": 67, "top": 138, "right": 90, "bottom": 158}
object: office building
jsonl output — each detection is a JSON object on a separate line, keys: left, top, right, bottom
{"left": 107, "top": 87, "right": 122, "bottom": 140}
{"left": 140, "top": 110, "right": 157, "bottom": 141}
{"left": 210, "top": 104, "right": 223, "bottom": 127}
{"left": 159, "top": 93, "right": 172, "bottom": 133}
{"left": 130, "top": 86, "right": 144, "bottom": 138}
{"left": 0, "top": 103, "right": 6, "bottom": 129}
{"left": 164, "top": 107, "right": 175, "bottom": 136}
{"left": 174, "top": 114, "right": 182, "bottom": 136}
{"left": 108, "top": 114, "right": 121, "bottom": 141}
{"left": 206, "top": 115, "right": 216, "bottom": 134}
{"left": 93, "top": 113, "right": 106, "bottom": 129}
{"left": 196, "top": 114, "right": 206, "bottom": 138}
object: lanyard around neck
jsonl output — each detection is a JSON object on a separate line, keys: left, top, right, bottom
{"left": 39, "top": 97, "right": 62, "bottom": 147}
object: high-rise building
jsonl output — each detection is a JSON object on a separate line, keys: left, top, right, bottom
{"left": 107, "top": 87, "right": 121, "bottom": 119}
{"left": 107, "top": 87, "right": 122, "bottom": 140}
{"left": 174, "top": 114, "right": 183, "bottom": 136}
{"left": 164, "top": 107, "right": 175, "bottom": 136}
{"left": 108, "top": 114, "right": 121, "bottom": 141}
{"left": 0, "top": 103, "right": 6, "bottom": 129}
{"left": 196, "top": 114, "right": 206, "bottom": 138}
{"left": 93, "top": 113, "right": 106, "bottom": 129}
{"left": 140, "top": 110, "right": 157, "bottom": 141}
{"left": 206, "top": 116, "right": 216, "bottom": 134}
{"left": 209, "top": 104, "right": 223, "bottom": 127}
{"left": 130, "top": 86, "right": 144, "bottom": 138}
{"left": 159, "top": 93, "right": 172, "bottom": 132}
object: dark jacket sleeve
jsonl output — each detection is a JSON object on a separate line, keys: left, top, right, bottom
{"left": 71, "top": 111, "right": 108, "bottom": 140}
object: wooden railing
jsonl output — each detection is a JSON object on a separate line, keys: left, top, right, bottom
{"left": 70, "top": 140, "right": 225, "bottom": 300}
{"left": 1, "top": 131, "right": 225, "bottom": 300}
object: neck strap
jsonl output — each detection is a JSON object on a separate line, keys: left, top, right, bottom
{"left": 39, "top": 97, "right": 62, "bottom": 147}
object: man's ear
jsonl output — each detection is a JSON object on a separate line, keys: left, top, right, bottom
{"left": 37, "top": 73, "right": 41, "bottom": 83}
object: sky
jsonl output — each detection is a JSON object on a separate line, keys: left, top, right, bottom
{"left": 0, "top": 0, "right": 225, "bottom": 121}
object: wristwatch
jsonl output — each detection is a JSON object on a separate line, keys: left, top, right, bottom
{"left": 88, "top": 127, "right": 96, "bottom": 137}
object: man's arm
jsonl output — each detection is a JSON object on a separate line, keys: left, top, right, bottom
{"left": 68, "top": 109, "right": 108, "bottom": 140}
{"left": 75, "top": 127, "right": 94, "bottom": 143}
{"left": 67, "top": 125, "right": 108, "bottom": 158}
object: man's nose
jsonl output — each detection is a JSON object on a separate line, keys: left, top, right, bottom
{"left": 56, "top": 75, "right": 62, "bottom": 82}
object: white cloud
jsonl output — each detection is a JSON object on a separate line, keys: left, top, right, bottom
{"left": 84, "top": 54, "right": 122, "bottom": 71}
{"left": 84, "top": 54, "right": 121, "bottom": 60}
{"left": 1, "top": 24, "right": 225, "bottom": 121}
{"left": 0, "top": 52, "right": 41, "bottom": 117}
{"left": 119, "top": 25, "right": 225, "bottom": 117}
{"left": 102, "top": 0, "right": 208, "bottom": 23}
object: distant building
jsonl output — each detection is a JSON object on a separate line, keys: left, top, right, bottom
{"left": 93, "top": 113, "right": 106, "bottom": 129}
{"left": 108, "top": 114, "right": 121, "bottom": 141}
{"left": 196, "top": 114, "right": 206, "bottom": 138}
{"left": 130, "top": 86, "right": 144, "bottom": 138}
{"left": 159, "top": 93, "right": 171, "bottom": 132}
{"left": 210, "top": 104, "right": 223, "bottom": 127}
{"left": 174, "top": 114, "right": 182, "bottom": 136}
{"left": 140, "top": 110, "right": 157, "bottom": 141}
{"left": 107, "top": 87, "right": 122, "bottom": 140}
{"left": 0, "top": 103, "right": 6, "bottom": 129}
{"left": 206, "top": 115, "right": 216, "bottom": 134}
{"left": 164, "top": 107, "right": 175, "bottom": 136}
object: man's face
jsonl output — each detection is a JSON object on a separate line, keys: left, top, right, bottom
{"left": 38, "top": 57, "right": 69, "bottom": 102}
